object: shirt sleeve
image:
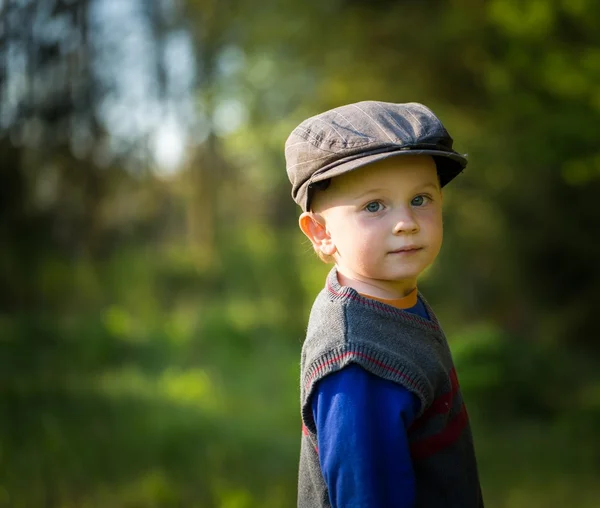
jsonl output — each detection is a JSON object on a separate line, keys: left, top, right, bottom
{"left": 311, "top": 363, "right": 420, "bottom": 508}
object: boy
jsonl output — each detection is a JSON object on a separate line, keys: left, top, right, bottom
{"left": 284, "top": 101, "right": 484, "bottom": 507}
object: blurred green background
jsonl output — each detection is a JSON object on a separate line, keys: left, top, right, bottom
{"left": 1, "top": 0, "right": 600, "bottom": 506}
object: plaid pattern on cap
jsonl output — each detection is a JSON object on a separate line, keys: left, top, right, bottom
{"left": 285, "top": 101, "right": 467, "bottom": 211}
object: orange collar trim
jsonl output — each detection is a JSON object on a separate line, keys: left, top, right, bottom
{"left": 359, "top": 287, "right": 418, "bottom": 310}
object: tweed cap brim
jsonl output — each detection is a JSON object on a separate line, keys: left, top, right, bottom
{"left": 300, "top": 147, "right": 466, "bottom": 211}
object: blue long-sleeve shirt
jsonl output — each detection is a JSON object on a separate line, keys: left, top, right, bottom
{"left": 311, "top": 294, "right": 429, "bottom": 507}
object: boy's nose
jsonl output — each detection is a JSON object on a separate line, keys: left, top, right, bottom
{"left": 393, "top": 212, "right": 419, "bottom": 235}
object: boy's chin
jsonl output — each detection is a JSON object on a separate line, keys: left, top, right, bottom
{"left": 338, "top": 264, "right": 426, "bottom": 285}
{"left": 380, "top": 266, "right": 428, "bottom": 282}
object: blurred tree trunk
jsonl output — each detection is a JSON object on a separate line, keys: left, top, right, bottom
{"left": 183, "top": 0, "right": 237, "bottom": 267}
{"left": 186, "top": 134, "right": 221, "bottom": 268}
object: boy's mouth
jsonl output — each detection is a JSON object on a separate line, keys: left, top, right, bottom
{"left": 390, "top": 246, "right": 423, "bottom": 254}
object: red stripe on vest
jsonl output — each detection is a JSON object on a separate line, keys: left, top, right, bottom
{"left": 305, "top": 351, "right": 419, "bottom": 392}
{"left": 410, "top": 403, "right": 469, "bottom": 460}
{"left": 410, "top": 368, "right": 459, "bottom": 432}
{"left": 302, "top": 423, "right": 319, "bottom": 453}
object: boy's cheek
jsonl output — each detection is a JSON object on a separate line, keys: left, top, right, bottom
{"left": 422, "top": 211, "right": 444, "bottom": 229}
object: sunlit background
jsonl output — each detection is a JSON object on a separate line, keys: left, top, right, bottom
{"left": 1, "top": 0, "right": 600, "bottom": 506}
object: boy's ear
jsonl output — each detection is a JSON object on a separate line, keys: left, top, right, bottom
{"left": 299, "top": 212, "right": 336, "bottom": 256}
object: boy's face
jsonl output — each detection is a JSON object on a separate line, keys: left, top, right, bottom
{"left": 300, "top": 155, "right": 443, "bottom": 298}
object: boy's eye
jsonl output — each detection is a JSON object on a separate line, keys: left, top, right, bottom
{"left": 365, "top": 201, "right": 383, "bottom": 213}
{"left": 411, "top": 195, "right": 429, "bottom": 207}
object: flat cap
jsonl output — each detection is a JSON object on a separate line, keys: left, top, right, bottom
{"left": 285, "top": 101, "right": 467, "bottom": 211}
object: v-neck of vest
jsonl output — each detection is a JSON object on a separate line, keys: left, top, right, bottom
{"left": 325, "top": 267, "right": 442, "bottom": 333}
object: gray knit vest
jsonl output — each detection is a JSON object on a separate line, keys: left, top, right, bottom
{"left": 298, "top": 268, "right": 483, "bottom": 507}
